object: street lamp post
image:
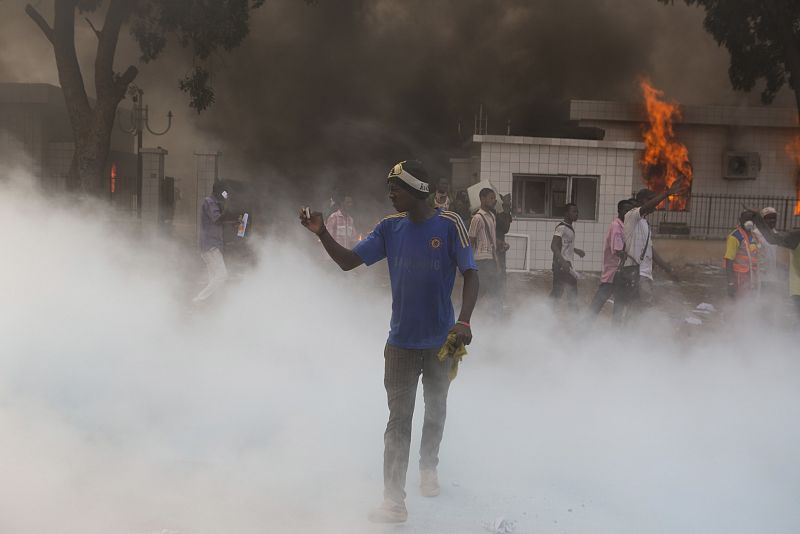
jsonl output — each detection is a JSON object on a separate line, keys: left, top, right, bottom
{"left": 118, "top": 85, "right": 173, "bottom": 218}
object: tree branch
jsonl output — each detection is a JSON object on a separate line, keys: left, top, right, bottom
{"left": 25, "top": 4, "right": 55, "bottom": 44}
{"left": 85, "top": 17, "right": 101, "bottom": 40}
{"left": 95, "top": 0, "right": 132, "bottom": 100}
{"left": 114, "top": 65, "right": 139, "bottom": 98}
{"left": 53, "top": 0, "right": 92, "bottom": 120}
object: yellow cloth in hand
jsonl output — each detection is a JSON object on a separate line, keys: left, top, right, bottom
{"left": 437, "top": 332, "right": 467, "bottom": 381}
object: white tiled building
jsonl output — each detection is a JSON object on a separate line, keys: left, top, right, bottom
{"left": 461, "top": 135, "right": 643, "bottom": 271}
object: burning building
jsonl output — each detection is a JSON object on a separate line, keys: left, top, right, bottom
{"left": 454, "top": 95, "right": 800, "bottom": 271}
{"left": 572, "top": 96, "right": 800, "bottom": 241}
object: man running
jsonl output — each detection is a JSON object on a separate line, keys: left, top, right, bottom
{"left": 300, "top": 160, "right": 479, "bottom": 523}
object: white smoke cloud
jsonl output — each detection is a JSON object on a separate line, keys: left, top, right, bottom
{"left": 1, "top": 165, "right": 799, "bottom": 534}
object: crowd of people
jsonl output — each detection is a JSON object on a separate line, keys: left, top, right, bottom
{"left": 190, "top": 160, "right": 800, "bottom": 525}
{"left": 194, "top": 170, "right": 800, "bottom": 322}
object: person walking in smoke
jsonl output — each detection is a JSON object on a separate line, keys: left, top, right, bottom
{"left": 468, "top": 188, "right": 506, "bottom": 316}
{"left": 587, "top": 199, "right": 634, "bottom": 320}
{"left": 325, "top": 194, "right": 359, "bottom": 248}
{"left": 193, "top": 181, "right": 240, "bottom": 303}
{"left": 549, "top": 203, "right": 584, "bottom": 310}
{"left": 616, "top": 178, "right": 685, "bottom": 320}
{"left": 451, "top": 189, "right": 472, "bottom": 224}
{"left": 496, "top": 194, "right": 514, "bottom": 312}
{"left": 625, "top": 189, "right": 681, "bottom": 308}
{"left": 746, "top": 206, "right": 800, "bottom": 317}
{"left": 429, "top": 180, "right": 452, "bottom": 210}
{"left": 752, "top": 207, "right": 782, "bottom": 295}
{"left": 724, "top": 211, "right": 761, "bottom": 300}
{"left": 300, "top": 160, "right": 479, "bottom": 524}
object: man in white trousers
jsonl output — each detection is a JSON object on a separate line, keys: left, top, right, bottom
{"left": 194, "top": 181, "right": 238, "bottom": 303}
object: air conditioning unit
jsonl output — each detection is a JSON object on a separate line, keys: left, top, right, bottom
{"left": 723, "top": 151, "right": 760, "bottom": 180}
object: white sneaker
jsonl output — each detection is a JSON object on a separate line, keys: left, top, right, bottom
{"left": 367, "top": 498, "right": 408, "bottom": 523}
{"left": 420, "top": 469, "right": 440, "bottom": 497}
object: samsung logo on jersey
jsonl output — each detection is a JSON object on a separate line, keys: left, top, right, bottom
{"left": 392, "top": 257, "right": 442, "bottom": 272}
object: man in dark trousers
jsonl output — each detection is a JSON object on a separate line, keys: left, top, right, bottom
{"left": 300, "top": 160, "right": 479, "bottom": 524}
{"left": 550, "top": 203, "right": 585, "bottom": 310}
{"left": 496, "top": 194, "right": 513, "bottom": 311}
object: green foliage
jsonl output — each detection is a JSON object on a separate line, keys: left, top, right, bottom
{"left": 660, "top": 0, "right": 800, "bottom": 104}
{"left": 179, "top": 66, "right": 215, "bottom": 112}
{"left": 128, "top": 0, "right": 267, "bottom": 111}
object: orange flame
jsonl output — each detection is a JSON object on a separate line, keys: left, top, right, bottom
{"left": 110, "top": 163, "right": 117, "bottom": 194}
{"left": 786, "top": 137, "right": 800, "bottom": 216}
{"left": 639, "top": 79, "right": 693, "bottom": 210}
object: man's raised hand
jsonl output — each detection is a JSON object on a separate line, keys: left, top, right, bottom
{"left": 668, "top": 174, "right": 687, "bottom": 195}
{"left": 300, "top": 208, "right": 325, "bottom": 235}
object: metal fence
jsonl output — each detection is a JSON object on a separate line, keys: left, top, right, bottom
{"left": 649, "top": 193, "right": 800, "bottom": 238}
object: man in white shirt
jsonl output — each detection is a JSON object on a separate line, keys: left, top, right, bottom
{"left": 753, "top": 207, "right": 781, "bottom": 293}
{"left": 627, "top": 190, "right": 679, "bottom": 306}
{"left": 617, "top": 179, "right": 684, "bottom": 318}
{"left": 549, "top": 203, "right": 584, "bottom": 310}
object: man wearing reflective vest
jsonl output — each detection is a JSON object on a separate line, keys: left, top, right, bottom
{"left": 724, "top": 211, "right": 760, "bottom": 298}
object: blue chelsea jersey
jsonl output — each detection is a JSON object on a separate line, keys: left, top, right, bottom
{"left": 353, "top": 209, "right": 477, "bottom": 349}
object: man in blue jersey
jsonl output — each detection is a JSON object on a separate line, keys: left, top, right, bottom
{"left": 300, "top": 160, "right": 479, "bottom": 523}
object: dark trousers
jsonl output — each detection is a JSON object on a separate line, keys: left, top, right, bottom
{"left": 476, "top": 259, "right": 502, "bottom": 316}
{"left": 497, "top": 250, "right": 508, "bottom": 308}
{"left": 589, "top": 282, "right": 614, "bottom": 315}
{"left": 383, "top": 344, "right": 452, "bottom": 503}
{"left": 588, "top": 282, "right": 624, "bottom": 322}
{"left": 550, "top": 266, "right": 578, "bottom": 310}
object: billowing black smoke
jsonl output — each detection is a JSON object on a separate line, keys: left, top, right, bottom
{"left": 159, "top": 0, "right": 707, "bottom": 192}
{"left": 2, "top": 0, "right": 758, "bottom": 199}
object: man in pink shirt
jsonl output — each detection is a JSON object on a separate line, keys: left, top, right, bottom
{"left": 325, "top": 195, "right": 359, "bottom": 249}
{"left": 588, "top": 199, "right": 634, "bottom": 319}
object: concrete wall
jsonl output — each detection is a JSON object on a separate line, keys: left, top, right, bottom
{"left": 653, "top": 237, "right": 725, "bottom": 266}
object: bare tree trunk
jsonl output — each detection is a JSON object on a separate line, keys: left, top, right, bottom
{"left": 26, "top": 0, "right": 137, "bottom": 195}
